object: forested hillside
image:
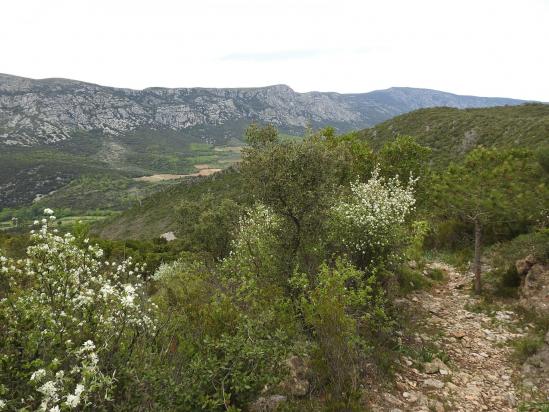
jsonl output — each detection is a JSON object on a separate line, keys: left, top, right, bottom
{"left": 359, "top": 103, "right": 549, "bottom": 164}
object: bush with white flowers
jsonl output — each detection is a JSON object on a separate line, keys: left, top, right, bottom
{"left": 222, "top": 203, "right": 284, "bottom": 287}
{"left": 0, "top": 210, "right": 156, "bottom": 411}
{"left": 331, "top": 169, "right": 417, "bottom": 269}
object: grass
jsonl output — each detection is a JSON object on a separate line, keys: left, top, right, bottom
{"left": 56, "top": 214, "right": 116, "bottom": 226}
{"left": 396, "top": 308, "right": 451, "bottom": 368}
{"left": 425, "top": 267, "right": 445, "bottom": 281}
{"left": 464, "top": 299, "right": 501, "bottom": 317}
{"left": 416, "top": 345, "right": 450, "bottom": 365}
{"left": 518, "top": 401, "right": 549, "bottom": 412}
{"left": 424, "top": 249, "right": 472, "bottom": 273}
{"left": 0, "top": 221, "right": 14, "bottom": 231}
{"left": 1, "top": 208, "right": 121, "bottom": 236}
{"left": 189, "top": 142, "right": 213, "bottom": 151}
{"left": 512, "top": 336, "right": 544, "bottom": 363}
{"left": 396, "top": 266, "right": 432, "bottom": 294}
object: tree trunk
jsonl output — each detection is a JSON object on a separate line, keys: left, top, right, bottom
{"left": 473, "top": 219, "right": 482, "bottom": 294}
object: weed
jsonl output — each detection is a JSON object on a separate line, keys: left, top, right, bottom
{"left": 512, "top": 336, "right": 544, "bottom": 362}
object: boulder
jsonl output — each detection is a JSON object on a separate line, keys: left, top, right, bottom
{"left": 277, "top": 356, "right": 310, "bottom": 397}
{"left": 521, "top": 336, "right": 549, "bottom": 399}
{"left": 423, "top": 378, "right": 445, "bottom": 389}
{"left": 519, "top": 263, "right": 549, "bottom": 315}
{"left": 428, "top": 398, "right": 445, "bottom": 412}
{"left": 249, "top": 395, "right": 287, "bottom": 412}
{"left": 424, "top": 358, "right": 450, "bottom": 375}
{"left": 516, "top": 255, "right": 536, "bottom": 276}
{"left": 403, "top": 391, "right": 420, "bottom": 403}
{"left": 383, "top": 392, "right": 404, "bottom": 406}
{"left": 505, "top": 392, "right": 517, "bottom": 408}
{"left": 450, "top": 330, "right": 466, "bottom": 339}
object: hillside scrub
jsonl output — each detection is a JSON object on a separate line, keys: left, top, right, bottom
{"left": 0, "top": 126, "right": 425, "bottom": 410}
{"left": 4, "top": 119, "right": 547, "bottom": 410}
{"left": 359, "top": 103, "right": 549, "bottom": 164}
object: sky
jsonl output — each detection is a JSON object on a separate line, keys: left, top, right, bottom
{"left": 2, "top": 0, "right": 549, "bottom": 100}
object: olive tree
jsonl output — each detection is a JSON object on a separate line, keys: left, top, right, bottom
{"left": 240, "top": 125, "right": 339, "bottom": 274}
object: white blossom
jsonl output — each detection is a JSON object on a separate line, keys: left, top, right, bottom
{"left": 65, "top": 383, "right": 84, "bottom": 408}
{"left": 0, "top": 210, "right": 156, "bottom": 410}
{"left": 331, "top": 169, "right": 416, "bottom": 265}
{"left": 30, "top": 369, "right": 47, "bottom": 382}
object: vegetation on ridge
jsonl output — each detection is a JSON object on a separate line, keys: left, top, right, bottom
{"left": 359, "top": 103, "right": 549, "bottom": 164}
{"left": 1, "top": 103, "right": 548, "bottom": 410}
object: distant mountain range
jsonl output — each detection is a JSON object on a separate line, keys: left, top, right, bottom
{"left": 0, "top": 73, "right": 530, "bottom": 146}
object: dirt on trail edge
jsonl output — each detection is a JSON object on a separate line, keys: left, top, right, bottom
{"left": 369, "top": 262, "right": 537, "bottom": 412}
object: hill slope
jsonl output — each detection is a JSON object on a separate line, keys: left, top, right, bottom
{"left": 358, "top": 103, "right": 549, "bottom": 163}
{"left": 98, "top": 104, "right": 549, "bottom": 240}
{"left": 95, "top": 169, "right": 245, "bottom": 240}
{"left": 1, "top": 73, "right": 529, "bottom": 147}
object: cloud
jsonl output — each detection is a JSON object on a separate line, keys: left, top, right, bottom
{"left": 221, "top": 49, "right": 333, "bottom": 62}
{"left": 1, "top": 0, "right": 548, "bottom": 100}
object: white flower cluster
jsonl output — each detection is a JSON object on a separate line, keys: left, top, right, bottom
{"left": 332, "top": 169, "right": 416, "bottom": 261}
{"left": 231, "top": 203, "right": 280, "bottom": 253}
{"left": 27, "top": 340, "right": 104, "bottom": 411}
{"left": 0, "top": 209, "right": 156, "bottom": 410}
{"left": 220, "top": 203, "right": 282, "bottom": 289}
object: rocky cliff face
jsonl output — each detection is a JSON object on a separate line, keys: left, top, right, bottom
{"left": 0, "top": 74, "right": 528, "bottom": 146}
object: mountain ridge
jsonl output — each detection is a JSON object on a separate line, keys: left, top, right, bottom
{"left": 0, "top": 73, "right": 530, "bottom": 147}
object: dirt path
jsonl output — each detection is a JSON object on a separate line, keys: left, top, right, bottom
{"left": 371, "top": 262, "right": 527, "bottom": 411}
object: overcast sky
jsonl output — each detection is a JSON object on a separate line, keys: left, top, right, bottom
{"left": 2, "top": 0, "right": 548, "bottom": 100}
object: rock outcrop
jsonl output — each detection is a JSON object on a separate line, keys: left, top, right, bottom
{"left": 516, "top": 254, "right": 536, "bottom": 276}
{"left": 249, "top": 356, "right": 310, "bottom": 412}
{"left": 0, "top": 73, "right": 527, "bottom": 147}
{"left": 516, "top": 256, "right": 549, "bottom": 315}
{"left": 249, "top": 395, "right": 287, "bottom": 412}
{"left": 278, "top": 355, "right": 310, "bottom": 397}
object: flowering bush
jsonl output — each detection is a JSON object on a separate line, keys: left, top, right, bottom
{"left": 223, "top": 203, "right": 284, "bottom": 287}
{"left": 0, "top": 210, "right": 156, "bottom": 411}
{"left": 331, "top": 169, "right": 416, "bottom": 269}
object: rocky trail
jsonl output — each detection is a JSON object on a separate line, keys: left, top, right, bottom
{"left": 371, "top": 262, "right": 548, "bottom": 412}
